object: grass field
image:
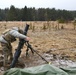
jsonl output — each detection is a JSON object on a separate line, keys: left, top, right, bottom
{"left": 0, "top": 21, "right": 76, "bottom": 74}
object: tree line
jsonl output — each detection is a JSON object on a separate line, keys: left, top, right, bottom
{"left": 0, "top": 5, "right": 76, "bottom": 21}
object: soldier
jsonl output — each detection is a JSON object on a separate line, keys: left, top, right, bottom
{"left": 0, "top": 27, "right": 30, "bottom": 70}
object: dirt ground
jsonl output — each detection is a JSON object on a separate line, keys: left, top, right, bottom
{"left": 0, "top": 21, "right": 76, "bottom": 74}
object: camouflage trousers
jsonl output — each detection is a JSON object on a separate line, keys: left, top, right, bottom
{"left": 1, "top": 42, "right": 13, "bottom": 70}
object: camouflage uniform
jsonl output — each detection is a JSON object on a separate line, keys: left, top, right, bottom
{"left": 0, "top": 27, "right": 27, "bottom": 70}
{"left": 1, "top": 42, "right": 13, "bottom": 70}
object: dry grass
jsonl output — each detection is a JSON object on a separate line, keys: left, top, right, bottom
{"left": 0, "top": 21, "right": 76, "bottom": 74}
{"left": 0, "top": 21, "right": 76, "bottom": 62}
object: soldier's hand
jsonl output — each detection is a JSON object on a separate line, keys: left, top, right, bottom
{"left": 25, "top": 37, "right": 30, "bottom": 41}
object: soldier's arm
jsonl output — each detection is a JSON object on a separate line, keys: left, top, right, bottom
{"left": 9, "top": 30, "right": 27, "bottom": 39}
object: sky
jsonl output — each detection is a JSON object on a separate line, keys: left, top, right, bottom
{"left": 0, "top": 0, "right": 76, "bottom": 10}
